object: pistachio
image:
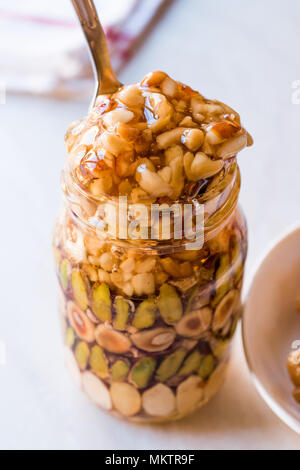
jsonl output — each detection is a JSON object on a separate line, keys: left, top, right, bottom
{"left": 91, "top": 283, "right": 112, "bottom": 323}
{"left": 110, "top": 383, "right": 142, "bottom": 417}
{"left": 60, "top": 259, "right": 70, "bottom": 291}
{"left": 67, "top": 301, "right": 95, "bottom": 343}
{"left": 184, "top": 151, "right": 223, "bottom": 181}
{"left": 231, "top": 236, "right": 244, "bottom": 284}
{"left": 158, "top": 284, "right": 183, "bottom": 325}
{"left": 113, "top": 296, "right": 131, "bottom": 330}
{"left": 89, "top": 345, "right": 108, "bottom": 378}
{"left": 175, "top": 308, "right": 212, "bottom": 338}
{"left": 212, "top": 289, "right": 238, "bottom": 333}
{"left": 212, "top": 339, "right": 230, "bottom": 359}
{"left": 65, "top": 327, "right": 75, "bottom": 348}
{"left": 132, "top": 299, "right": 157, "bottom": 329}
{"left": 82, "top": 371, "right": 112, "bottom": 410}
{"left": 95, "top": 325, "right": 131, "bottom": 354}
{"left": 178, "top": 349, "right": 203, "bottom": 376}
{"left": 142, "top": 384, "right": 176, "bottom": 417}
{"left": 160, "top": 257, "right": 182, "bottom": 278}
{"left": 111, "top": 360, "right": 130, "bottom": 381}
{"left": 71, "top": 270, "right": 89, "bottom": 311}
{"left": 155, "top": 349, "right": 187, "bottom": 382}
{"left": 176, "top": 376, "right": 204, "bottom": 414}
{"left": 198, "top": 354, "right": 215, "bottom": 380}
{"left": 130, "top": 357, "right": 157, "bottom": 389}
{"left": 131, "top": 327, "right": 176, "bottom": 352}
{"left": 211, "top": 254, "right": 232, "bottom": 308}
{"left": 64, "top": 347, "right": 81, "bottom": 388}
{"left": 203, "top": 361, "right": 228, "bottom": 402}
{"left": 75, "top": 341, "right": 90, "bottom": 370}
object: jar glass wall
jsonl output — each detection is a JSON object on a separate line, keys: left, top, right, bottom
{"left": 53, "top": 164, "right": 247, "bottom": 423}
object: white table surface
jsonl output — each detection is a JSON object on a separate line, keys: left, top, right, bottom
{"left": 1, "top": 0, "right": 300, "bottom": 450}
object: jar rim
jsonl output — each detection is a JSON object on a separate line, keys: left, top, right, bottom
{"left": 61, "top": 158, "right": 240, "bottom": 252}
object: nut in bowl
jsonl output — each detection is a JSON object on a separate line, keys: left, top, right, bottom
{"left": 243, "top": 224, "right": 300, "bottom": 434}
{"left": 54, "top": 71, "right": 252, "bottom": 423}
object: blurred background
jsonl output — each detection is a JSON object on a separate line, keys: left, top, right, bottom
{"left": 1, "top": 0, "right": 300, "bottom": 450}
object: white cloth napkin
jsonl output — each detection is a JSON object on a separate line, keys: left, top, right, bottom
{"left": 0, "top": 0, "right": 168, "bottom": 99}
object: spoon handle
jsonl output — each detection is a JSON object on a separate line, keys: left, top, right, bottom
{"left": 71, "top": 0, "right": 122, "bottom": 104}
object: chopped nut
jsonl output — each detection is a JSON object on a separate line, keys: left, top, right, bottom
{"left": 132, "top": 273, "right": 156, "bottom": 296}
{"left": 99, "top": 252, "right": 114, "bottom": 272}
{"left": 120, "top": 257, "right": 135, "bottom": 273}
{"left": 143, "top": 92, "right": 173, "bottom": 132}
{"left": 160, "top": 77, "right": 178, "bottom": 97}
{"left": 138, "top": 167, "right": 173, "bottom": 198}
{"left": 117, "top": 84, "right": 144, "bottom": 106}
{"left": 165, "top": 145, "right": 184, "bottom": 164}
{"left": 182, "top": 129, "right": 204, "bottom": 151}
{"left": 157, "top": 128, "right": 184, "bottom": 149}
{"left": 102, "top": 109, "right": 134, "bottom": 128}
{"left": 135, "top": 257, "right": 156, "bottom": 274}
{"left": 184, "top": 152, "right": 224, "bottom": 181}
{"left": 216, "top": 134, "right": 248, "bottom": 159}
{"left": 206, "top": 121, "right": 240, "bottom": 145}
{"left": 100, "top": 132, "right": 132, "bottom": 156}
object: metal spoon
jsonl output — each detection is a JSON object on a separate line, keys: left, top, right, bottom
{"left": 71, "top": 0, "right": 122, "bottom": 108}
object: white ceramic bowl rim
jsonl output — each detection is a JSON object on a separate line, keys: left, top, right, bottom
{"left": 242, "top": 222, "right": 300, "bottom": 435}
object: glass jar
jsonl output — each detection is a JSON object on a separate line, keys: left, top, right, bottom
{"left": 53, "top": 153, "right": 247, "bottom": 423}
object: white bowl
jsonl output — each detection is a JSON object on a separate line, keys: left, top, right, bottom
{"left": 243, "top": 224, "right": 300, "bottom": 434}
